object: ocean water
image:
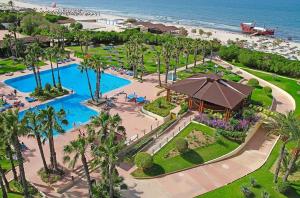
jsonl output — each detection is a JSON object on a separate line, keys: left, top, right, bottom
{"left": 25, "top": 0, "right": 300, "bottom": 42}
{"left": 5, "top": 63, "right": 131, "bottom": 136}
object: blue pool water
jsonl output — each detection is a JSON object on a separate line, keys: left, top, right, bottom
{"left": 5, "top": 64, "right": 131, "bottom": 136}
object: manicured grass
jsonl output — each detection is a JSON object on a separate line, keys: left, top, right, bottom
{"left": 0, "top": 58, "right": 46, "bottom": 74}
{"left": 199, "top": 141, "right": 300, "bottom": 198}
{"left": 67, "top": 45, "right": 201, "bottom": 73}
{"left": 132, "top": 123, "right": 239, "bottom": 177}
{"left": 243, "top": 68, "right": 300, "bottom": 116}
{"left": 144, "top": 97, "right": 176, "bottom": 117}
{"left": 251, "top": 86, "right": 273, "bottom": 108}
{"left": 177, "top": 61, "right": 243, "bottom": 82}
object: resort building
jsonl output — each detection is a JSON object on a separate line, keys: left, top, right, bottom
{"left": 167, "top": 74, "right": 253, "bottom": 120}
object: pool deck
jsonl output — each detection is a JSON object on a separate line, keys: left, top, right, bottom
{"left": 1, "top": 57, "right": 166, "bottom": 197}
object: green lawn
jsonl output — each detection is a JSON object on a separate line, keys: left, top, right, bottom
{"left": 0, "top": 58, "right": 46, "bottom": 74}
{"left": 251, "top": 86, "right": 273, "bottom": 108}
{"left": 132, "top": 123, "right": 239, "bottom": 177}
{"left": 143, "top": 97, "right": 176, "bottom": 117}
{"left": 177, "top": 61, "right": 243, "bottom": 82}
{"left": 199, "top": 66, "right": 300, "bottom": 198}
{"left": 199, "top": 141, "right": 300, "bottom": 198}
{"left": 67, "top": 45, "right": 201, "bottom": 73}
{"left": 243, "top": 69, "right": 300, "bottom": 117}
{"left": 0, "top": 181, "right": 28, "bottom": 198}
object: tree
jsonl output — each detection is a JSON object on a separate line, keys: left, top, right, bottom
{"left": 24, "top": 42, "right": 43, "bottom": 91}
{"left": 89, "top": 55, "right": 105, "bottom": 101}
{"left": 8, "top": 23, "right": 19, "bottom": 58}
{"left": 79, "top": 56, "right": 94, "bottom": 101}
{"left": 53, "top": 47, "right": 64, "bottom": 90}
{"left": 175, "top": 137, "right": 188, "bottom": 153}
{"left": 64, "top": 133, "right": 93, "bottom": 198}
{"left": 172, "top": 38, "right": 182, "bottom": 77}
{"left": 0, "top": 109, "right": 30, "bottom": 197}
{"left": 134, "top": 152, "right": 153, "bottom": 170}
{"left": 0, "top": 147, "right": 11, "bottom": 193}
{"left": 125, "top": 35, "right": 143, "bottom": 78}
{"left": 69, "top": 22, "right": 83, "bottom": 31}
{"left": 264, "top": 111, "right": 298, "bottom": 183}
{"left": 24, "top": 110, "right": 49, "bottom": 173}
{"left": 183, "top": 39, "right": 192, "bottom": 69}
{"left": 39, "top": 106, "right": 68, "bottom": 172}
{"left": 44, "top": 47, "right": 57, "bottom": 87}
{"left": 8, "top": 0, "right": 14, "bottom": 10}
{"left": 0, "top": 167, "right": 8, "bottom": 198}
{"left": 192, "top": 39, "right": 201, "bottom": 67}
{"left": 92, "top": 122, "right": 125, "bottom": 198}
{"left": 3, "top": 34, "right": 14, "bottom": 57}
{"left": 5, "top": 144, "right": 18, "bottom": 181}
{"left": 154, "top": 47, "right": 162, "bottom": 87}
{"left": 162, "top": 41, "right": 173, "bottom": 84}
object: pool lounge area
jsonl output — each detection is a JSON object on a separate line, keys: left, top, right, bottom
{"left": 5, "top": 63, "right": 131, "bottom": 136}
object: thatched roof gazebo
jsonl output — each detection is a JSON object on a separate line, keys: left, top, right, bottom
{"left": 167, "top": 74, "right": 253, "bottom": 120}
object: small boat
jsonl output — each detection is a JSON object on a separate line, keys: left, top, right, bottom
{"left": 240, "top": 22, "right": 275, "bottom": 36}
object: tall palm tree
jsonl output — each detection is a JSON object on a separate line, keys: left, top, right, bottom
{"left": 63, "top": 133, "right": 93, "bottom": 198}
{"left": 79, "top": 56, "right": 94, "bottom": 101}
{"left": 172, "top": 38, "right": 182, "bottom": 77}
{"left": 192, "top": 39, "right": 201, "bottom": 67}
{"left": 8, "top": 23, "right": 19, "bottom": 58}
{"left": 25, "top": 43, "right": 43, "bottom": 90}
{"left": 265, "top": 111, "right": 297, "bottom": 183}
{"left": 3, "top": 34, "right": 14, "bottom": 57}
{"left": 0, "top": 167, "right": 8, "bottom": 198}
{"left": 283, "top": 121, "right": 300, "bottom": 182}
{"left": 39, "top": 106, "right": 68, "bottom": 172}
{"left": 162, "top": 41, "right": 173, "bottom": 84}
{"left": 5, "top": 144, "right": 18, "bottom": 181}
{"left": 54, "top": 47, "right": 64, "bottom": 89}
{"left": 183, "top": 39, "right": 192, "bottom": 69}
{"left": 91, "top": 112, "right": 125, "bottom": 198}
{"left": 0, "top": 109, "right": 30, "bottom": 197}
{"left": 24, "top": 110, "right": 49, "bottom": 173}
{"left": 0, "top": 145, "right": 11, "bottom": 193}
{"left": 89, "top": 55, "right": 105, "bottom": 101}
{"left": 44, "top": 47, "right": 57, "bottom": 87}
{"left": 154, "top": 47, "right": 162, "bottom": 87}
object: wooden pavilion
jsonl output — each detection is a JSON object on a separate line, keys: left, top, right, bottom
{"left": 166, "top": 74, "right": 253, "bottom": 120}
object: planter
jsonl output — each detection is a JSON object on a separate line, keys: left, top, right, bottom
{"left": 141, "top": 106, "right": 171, "bottom": 122}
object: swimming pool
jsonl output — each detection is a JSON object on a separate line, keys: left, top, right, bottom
{"left": 5, "top": 63, "right": 131, "bottom": 136}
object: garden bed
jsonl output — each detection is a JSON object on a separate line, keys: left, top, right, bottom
{"left": 143, "top": 97, "right": 176, "bottom": 118}
{"left": 131, "top": 122, "right": 239, "bottom": 177}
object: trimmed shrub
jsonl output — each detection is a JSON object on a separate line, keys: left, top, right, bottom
{"left": 240, "top": 185, "right": 252, "bottom": 198}
{"left": 134, "top": 152, "right": 153, "bottom": 170}
{"left": 247, "top": 78, "right": 259, "bottom": 87}
{"left": 263, "top": 86, "right": 272, "bottom": 95}
{"left": 250, "top": 177, "right": 259, "bottom": 188}
{"left": 276, "top": 181, "right": 291, "bottom": 194}
{"left": 261, "top": 190, "right": 270, "bottom": 198}
{"left": 175, "top": 137, "right": 188, "bottom": 153}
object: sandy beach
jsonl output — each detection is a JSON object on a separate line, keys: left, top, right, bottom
{"left": 0, "top": 0, "right": 300, "bottom": 60}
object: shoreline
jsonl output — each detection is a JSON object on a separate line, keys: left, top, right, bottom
{"left": 0, "top": 0, "right": 299, "bottom": 60}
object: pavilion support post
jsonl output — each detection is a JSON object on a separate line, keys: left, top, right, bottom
{"left": 188, "top": 98, "right": 193, "bottom": 109}
{"left": 224, "top": 108, "right": 231, "bottom": 121}
{"left": 199, "top": 100, "right": 204, "bottom": 113}
{"left": 166, "top": 89, "right": 171, "bottom": 102}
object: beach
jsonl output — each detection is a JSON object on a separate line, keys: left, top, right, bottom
{"left": 0, "top": 0, "right": 299, "bottom": 60}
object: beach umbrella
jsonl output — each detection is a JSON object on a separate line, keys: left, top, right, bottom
{"left": 51, "top": 2, "right": 57, "bottom": 8}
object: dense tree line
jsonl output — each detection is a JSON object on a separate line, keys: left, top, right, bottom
{"left": 219, "top": 45, "right": 300, "bottom": 77}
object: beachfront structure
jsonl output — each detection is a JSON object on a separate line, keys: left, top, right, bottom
{"left": 132, "top": 21, "right": 180, "bottom": 34}
{"left": 166, "top": 74, "right": 253, "bottom": 120}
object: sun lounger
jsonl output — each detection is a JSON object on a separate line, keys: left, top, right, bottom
{"left": 127, "top": 93, "right": 137, "bottom": 101}
{"left": 136, "top": 97, "right": 146, "bottom": 103}
{"left": 126, "top": 71, "right": 134, "bottom": 76}
{"left": 5, "top": 72, "right": 14, "bottom": 76}
{"left": 3, "top": 103, "right": 12, "bottom": 109}
{"left": 25, "top": 96, "right": 37, "bottom": 103}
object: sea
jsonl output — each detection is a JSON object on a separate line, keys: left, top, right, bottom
{"left": 25, "top": 0, "right": 300, "bottom": 42}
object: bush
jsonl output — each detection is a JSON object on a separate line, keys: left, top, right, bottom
{"left": 263, "top": 86, "right": 272, "bottom": 95}
{"left": 134, "top": 152, "right": 153, "bottom": 170}
{"left": 216, "top": 128, "right": 246, "bottom": 142}
{"left": 175, "top": 137, "right": 188, "bottom": 153}
{"left": 44, "top": 83, "right": 52, "bottom": 92}
{"left": 38, "top": 168, "right": 63, "bottom": 184}
{"left": 179, "top": 102, "right": 188, "bottom": 115}
{"left": 144, "top": 97, "right": 175, "bottom": 117}
{"left": 44, "top": 14, "right": 68, "bottom": 23}
{"left": 261, "top": 190, "right": 270, "bottom": 198}
{"left": 240, "top": 185, "right": 252, "bottom": 198}
{"left": 250, "top": 177, "right": 259, "bottom": 188}
{"left": 276, "top": 181, "right": 291, "bottom": 194}
{"left": 247, "top": 78, "right": 259, "bottom": 87}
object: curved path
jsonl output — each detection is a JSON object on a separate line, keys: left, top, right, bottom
{"left": 118, "top": 59, "right": 296, "bottom": 198}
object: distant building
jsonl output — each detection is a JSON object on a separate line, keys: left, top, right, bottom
{"left": 132, "top": 21, "right": 180, "bottom": 34}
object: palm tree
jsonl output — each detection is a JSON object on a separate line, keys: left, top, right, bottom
{"left": 5, "top": 144, "right": 18, "bottom": 181}
{"left": 24, "top": 110, "right": 49, "bottom": 173}
{"left": 172, "top": 38, "right": 182, "bottom": 77}
{"left": 3, "top": 34, "right": 14, "bottom": 57}
{"left": 25, "top": 43, "right": 43, "bottom": 90}
{"left": 91, "top": 112, "right": 125, "bottom": 198}
{"left": 0, "top": 146, "right": 11, "bottom": 193}
{"left": 0, "top": 167, "right": 8, "bottom": 198}
{"left": 63, "top": 133, "right": 93, "bottom": 197}
{"left": 192, "top": 39, "right": 201, "bottom": 67}
{"left": 154, "top": 47, "right": 162, "bottom": 87}
{"left": 183, "top": 39, "right": 192, "bottom": 69}
{"left": 162, "top": 41, "right": 173, "bottom": 84}
{"left": 8, "top": 23, "right": 19, "bottom": 58}
{"left": 265, "top": 111, "right": 297, "bottom": 183}
{"left": 79, "top": 56, "right": 94, "bottom": 101}
{"left": 201, "top": 40, "right": 207, "bottom": 64}
{"left": 89, "top": 55, "right": 105, "bottom": 101}
{"left": 0, "top": 109, "right": 30, "bottom": 197}
{"left": 54, "top": 47, "right": 64, "bottom": 89}
{"left": 7, "top": 0, "right": 14, "bottom": 10}
{"left": 44, "top": 47, "right": 57, "bottom": 87}
{"left": 39, "top": 106, "right": 68, "bottom": 172}
{"left": 282, "top": 121, "right": 300, "bottom": 182}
